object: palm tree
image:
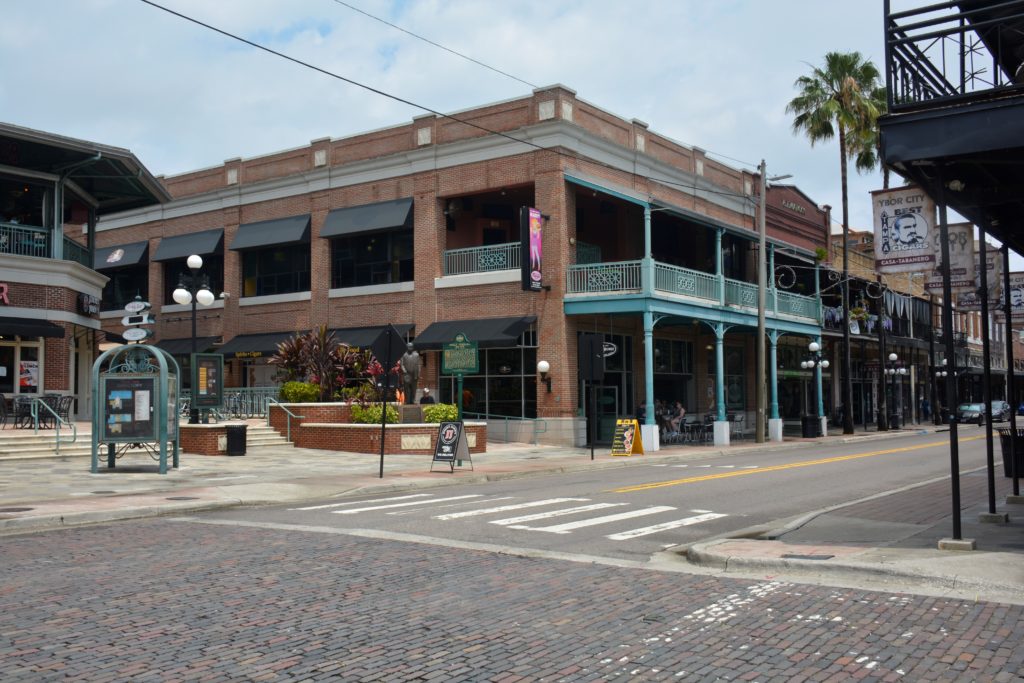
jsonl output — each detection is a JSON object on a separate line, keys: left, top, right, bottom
{"left": 787, "top": 51, "right": 883, "bottom": 435}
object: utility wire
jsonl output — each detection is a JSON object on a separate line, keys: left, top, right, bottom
{"left": 330, "top": 0, "right": 538, "bottom": 89}
{"left": 139, "top": 0, "right": 756, "bottom": 204}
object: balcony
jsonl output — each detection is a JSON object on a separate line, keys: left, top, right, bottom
{"left": 442, "top": 242, "right": 520, "bottom": 276}
{"left": 0, "top": 222, "right": 91, "bottom": 267}
{"left": 566, "top": 260, "right": 820, "bottom": 323}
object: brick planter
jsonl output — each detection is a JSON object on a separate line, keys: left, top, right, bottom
{"left": 180, "top": 423, "right": 247, "bottom": 456}
{"left": 294, "top": 421, "right": 488, "bottom": 455}
{"left": 268, "top": 402, "right": 357, "bottom": 436}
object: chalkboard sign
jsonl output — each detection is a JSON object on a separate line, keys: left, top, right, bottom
{"left": 431, "top": 421, "right": 472, "bottom": 472}
{"left": 101, "top": 374, "right": 157, "bottom": 442}
{"left": 191, "top": 353, "right": 223, "bottom": 409}
{"left": 610, "top": 418, "right": 643, "bottom": 456}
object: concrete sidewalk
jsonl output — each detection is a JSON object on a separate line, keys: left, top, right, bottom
{"left": 1, "top": 423, "right": 1021, "bottom": 602}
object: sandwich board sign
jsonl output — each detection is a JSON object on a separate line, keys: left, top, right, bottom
{"left": 430, "top": 421, "right": 473, "bottom": 472}
{"left": 611, "top": 418, "right": 644, "bottom": 456}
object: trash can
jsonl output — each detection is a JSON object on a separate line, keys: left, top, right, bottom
{"left": 996, "top": 428, "right": 1024, "bottom": 478}
{"left": 889, "top": 413, "right": 901, "bottom": 430}
{"left": 225, "top": 424, "right": 247, "bottom": 456}
{"left": 940, "top": 408, "right": 950, "bottom": 424}
{"left": 801, "top": 415, "right": 819, "bottom": 438}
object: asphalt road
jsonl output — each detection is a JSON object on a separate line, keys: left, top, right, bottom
{"left": 199, "top": 430, "right": 992, "bottom": 563}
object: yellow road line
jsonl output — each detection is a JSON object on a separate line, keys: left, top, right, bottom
{"left": 612, "top": 435, "right": 983, "bottom": 493}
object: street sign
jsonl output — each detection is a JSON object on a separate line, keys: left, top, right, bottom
{"left": 121, "top": 314, "right": 156, "bottom": 327}
{"left": 370, "top": 324, "right": 406, "bottom": 370}
{"left": 122, "top": 327, "right": 153, "bottom": 342}
{"left": 124, "top": 298, "right": 151, "bottom": 314}
{"left": 442, "top": 333, "right": 479, "bottom": 374}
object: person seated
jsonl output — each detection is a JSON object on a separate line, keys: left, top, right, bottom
{"left": 669, "top": 401, "right": 686, "bottom": 434}
{"left": 419, "top": 388, "right": 435, "bottom": 405}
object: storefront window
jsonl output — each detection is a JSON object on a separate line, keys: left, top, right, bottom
{"left": 330, "top": 228, "right": 414, "bottom": 288}
{"left": 0, "top": 346, "right": 13, "bottom": 394}
{"left": 706, "top": 346, "right": 744, "bottom": 411}
{"left": 163, "top": 257, "right": 224, "bottom": 305}
{"left": 440, "top": 337, "right": 537, "bottom": 418}
{"left": 654, "top": 338, "right": 694, "bottom": 410}
{"left": 101, "top": 265, "right": 149, "bottom": 311}
{"left": 242, "top": 245, "right": 310, "bottom": 296}
{"left": 0, "top": 342, "right": 42, "bottom": 395}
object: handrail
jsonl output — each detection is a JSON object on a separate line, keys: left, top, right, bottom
{"left": 30, "top": 398, "right": 77, "bottom": 456}
{"left": 266, "top": 398, "right": 305, "bottom": 442}
{"left": 462, "top": 411, "right": 547, "bottom": 445}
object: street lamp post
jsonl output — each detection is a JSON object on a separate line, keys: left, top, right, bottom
{"left": 172, "top": 254, "right": 215, "bottom": 424}
{"left": 885, "top": 352, "right": 907, "bottom": 429}
{"left": 934, "top": 358, "right": 949, "bottom": 424}
{"left": 801, "top": 340, "right": 829, "bottom": 437}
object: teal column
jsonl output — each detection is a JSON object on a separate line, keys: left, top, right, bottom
{"left": 52, "top": 180, "right": 64, "bottom": 261}
{"left": 768, "top": 244, "right": 776, "bottom": 313}
{"left": 815, "top": 335, "right": 825, "bottom": 418}
{"left": 642, "top": 206, "right": 654, "bottom": 295}
{"left": 815, "top": 262, "right": 822, "bottom": 323}
{"left": 715, "top": 325, "right": 726, "bottom": 421}
{"left": 769, "top": 331, "right": 780, "bottom": 420}
{"left": 643, "top": 311, "right": 655, "bottom": 426}
{"left": 715, "top": 227, "right": 724, "bottom": 305}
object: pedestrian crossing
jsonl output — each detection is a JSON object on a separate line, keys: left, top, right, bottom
{"left": 292, "top": 493, "right": 727, "bottom": 541}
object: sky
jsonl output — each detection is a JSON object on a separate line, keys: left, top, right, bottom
{"left": 0, "top": 0, "right": 934, "bottom": 237}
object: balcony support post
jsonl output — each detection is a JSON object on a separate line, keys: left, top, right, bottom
{"left": 715, "top": 227, "right": 724, "bottom": 305}
{"left": 769, "top": 244, "right": 777, "bottom": 314}
{"left": 768, "top": 329, "right": 783, "bottom": 441}
{"left": 642, "top": 206, "right": 654, "bottom": 296}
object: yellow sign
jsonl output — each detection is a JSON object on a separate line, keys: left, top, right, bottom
{"left": 610, "top": 418, "right": 644, "bottom": 456}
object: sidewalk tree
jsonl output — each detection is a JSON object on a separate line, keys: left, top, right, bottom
{"left": 787, "top": 51, "right": 883, "bottom": 434}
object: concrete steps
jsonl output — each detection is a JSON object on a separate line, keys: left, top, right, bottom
{"left": 0, "top": 423, "right": 294, "bottom": 460}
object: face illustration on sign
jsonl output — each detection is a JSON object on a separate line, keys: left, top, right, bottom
{"left": 1012, "top": 287, "right": 1024, "bottom": 308}
{"left": 892, "top": 213, "right": 926, "bottom": 246}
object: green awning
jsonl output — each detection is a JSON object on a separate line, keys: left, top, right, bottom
{"left": 153, "top": 229, "right": 224, "bottom": 262}
{"left": 155, "top": 336, "right": 219, "bottom": 356}
{"left": 94, "top": 241, "right": 148, "bottom": 270}
{"left": 414, "top": 316, "right": 535, "bottom": 350}
{"left": 229, "top": 215, "right": 310, "bottom": 251}
{"left": 321, "top": 198, "right": 413, "bottom": 238}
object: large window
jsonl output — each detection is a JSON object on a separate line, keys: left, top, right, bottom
{"left": 101, "top": 265, "right": 148, "bottom": 311}
{"left": 330, "top": 228, "right": 413, "bottom": 288}
{"left": 0, "top": 342, "right": 42, "bottom": 395}
{"left": 439, "top": 329, "right": 538, "bottom": 419}
{"left": 705, "top": 345, "right": 745, "bottom": 412}
{"left": 163, "top": 257, "right": 224, "bottom": 305}
{"left": 241, "top": 245, "right": 310, "bottom": 297}
{"left": 653, "top": 338, "right": 694, "bottom": 410}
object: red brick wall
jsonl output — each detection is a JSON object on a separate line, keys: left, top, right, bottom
{"left": 294, "top": 422, "right": 487, "bottom": 455}
{"left": 180, "top": 425, "right": 225, "bottom": 455}
{"left": 268, "top": 402, "right": 354, "bottom": 435}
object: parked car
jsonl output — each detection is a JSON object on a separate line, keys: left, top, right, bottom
{"left": 990, "top": 401, "right": 1011, "bottom": 422}
{"left": 956, "top": 402, "right": 987, "bottom": 425}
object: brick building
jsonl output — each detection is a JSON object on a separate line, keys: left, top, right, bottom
{"left": 0, "top": 123, "right": 167, "bottom": 420}
{"left": 96, "top": 85, "right": 827, "bottom": 446}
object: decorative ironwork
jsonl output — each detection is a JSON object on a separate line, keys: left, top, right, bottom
{"left": 774, "top": 265, "right": 796, "bottom": 290}
{"left": 675, "top": 274, "right": 696, "bottom": 293}
{"left": 108, "top": 347, "right": 162, "bottom": 374}
{"left": 587, "top": 267, "right": 624, "bottom": 290}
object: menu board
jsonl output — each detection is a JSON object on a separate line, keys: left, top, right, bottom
{"left": 611, "top": 418, "right": 644, "bottom": 457}
{"left": 191, "top": 353, "right": 223, "bottom": 409}
{"left": 101, "top": 375, "right": 157, "bottom": 442}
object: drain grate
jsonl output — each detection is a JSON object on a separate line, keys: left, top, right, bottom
{"left": 90, "top": 491, "right": 116, "bottom": 494}
{"left": 0, "top": 507, "right": 33, "bottom": 513}
{"left": 782, "top": 553, "right": 835, "bottom": 561}
{"left": 166, "top": 496, "right": 200, "bottom": 501}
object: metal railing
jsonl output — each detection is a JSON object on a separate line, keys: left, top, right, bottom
{"left": 29, "top": 398, "right": 77, "bottom": 456}
{"left": 776, "top": 291, "right": 818, "bottom": 319}
{"left": 566, "top": 260, "right": 643, "bottom": 293}
{"left": 180, "top": 387, "right": 280, "bottom": 420}
{"left": 1, "top": 221, "right": 96, "bottom": 267}
{"left": 463, "top": 411, "right": 547, "bottom": 445}
{"left": 653, "top": 262, "right": 719, "bottom": 301}
{"left": 724, "top": 277, "right": 758, "bottom": 308}
{"left": 442, "top": 242, "right": 520, "bottom": 276}
{"left": 63, "top": 237, "right": 91, "bottom": 267}
{"left": 266, "top": 398, "right": 305, "bottom": 443}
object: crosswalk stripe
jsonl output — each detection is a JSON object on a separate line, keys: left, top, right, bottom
{"left": 490, "top": 503, "right": 624, "bottom": 526}
{"left": 606, "top": 512, "right": 727, "bottom": 540}
{"left": 293, "top": 493, "right": 432, "bottom": 511}
{"left": 331, "top": 494, "right": 483, "bottom": 514}
{"left": 434, "top": 498, "right": 590, "bottom": 521}
{"left": 515, "top": 506, "right": 677, "bottom": 534}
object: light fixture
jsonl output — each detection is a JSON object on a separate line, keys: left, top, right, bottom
{"left": 537, "top": 360, "right": 551, "bottom": 393}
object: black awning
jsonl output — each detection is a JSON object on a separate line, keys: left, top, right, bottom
{"left": 321, "top": 198, "right": 413, "bottom": 239}
{"left": 229, "top": 215, "right": 310, "bottom": 251}
{"left": 0, "top": 317, "right": 65, "bottom": 339}
{"left": 153, "top": 229, "right": 224, "bottom": 262}
{"left": 94, "top": 241, "right": 148, "bottom": 270}
{"left": 217, "top": 331, "right": 304, "bottom": 359}
{"left": 155, "top": 336, "right": 219, "bottom": 356}
{"left": 414, "top": 316, "right": 536, "bottom": 350}
{"left": 330, "top": 324, "right": 413, "bottom": 349}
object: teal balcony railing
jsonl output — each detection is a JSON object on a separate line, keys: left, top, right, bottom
{"left": 1, "top": 221, "right": 93, "bottom": 268}
{"left": 442, "top": 242, "right": 520, "bottom": 276}
{"left": 63, "top": 237, "right": 90, "bottom": 267}
{"left": 567, "top": 259, "right": 820, "bottom": 323}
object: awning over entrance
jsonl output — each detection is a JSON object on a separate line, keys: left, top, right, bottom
{"left": 153, "top": 229, "right": 224, "bottom": 262}
{"left": 321, "top": 198, "right": 413, "bottom": 238}
{"left": 217, "top": 331, "right": 302, "bottom": 359}
{"left": 229, "top": 215, "right": 310, "bottom": 251}
{"left": 94, "top": 241, "right": 148, "bottom": 270}
{"left": 331, "top": 324, "right": 413, "bottom": 349}
{"left": 0, "top": 317, "right": 65, "bottom": 339}
{"left": 155, "top": 337, "right": 219, "bottom": 356}
{"left": 414, "top": 316, "right": 536, "bottom": 350}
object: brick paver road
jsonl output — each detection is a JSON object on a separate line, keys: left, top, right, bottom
{"left": 2, "top": 519, "right": 1022, "bottom": 682}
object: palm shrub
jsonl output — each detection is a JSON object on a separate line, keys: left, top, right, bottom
{"left": 268, "top": 333, "right": 306, "bottom": 383}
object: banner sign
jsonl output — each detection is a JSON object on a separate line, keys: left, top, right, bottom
{"left": 957, "top": 244, "right": 1003, "bottom": 311}
{"left": 872, "top": 186, "right": 936, "bottom": 273}
{"left": 610, "top": 418, "right": 644, "bottom": 456}
{"left": 926, "top": 222, "right": 975, "bottom": 294}
{"left": 995, "top": 272, "right": 1024, "bottom": 322}
{"left": 520, "top": 206, "right": 544, "bottom": 292}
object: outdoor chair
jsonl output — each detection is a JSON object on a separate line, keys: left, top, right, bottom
{"left": 56, "top": 395, "right": 74, "bottom": 424}
{"left": 0, "top": 398, "right": 8, "bottom": 429}
{"left": 13, "top": 396, "right": 33, "bottom": 429}
{"left": 728, "top": 413, "right": 746, "bottom": 440}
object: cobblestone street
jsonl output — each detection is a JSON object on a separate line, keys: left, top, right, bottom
{"left": 2, "top": 520, "right": 1022, "bottom": 681}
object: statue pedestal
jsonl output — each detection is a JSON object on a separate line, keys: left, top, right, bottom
{"left": 400, "top": 405, "right": 423, "bottom": 424}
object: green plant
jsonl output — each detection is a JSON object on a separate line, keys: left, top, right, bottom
{"left": 814, "top": 246, "right": 829, "bottom": 262}
{"left": 422, "top": 403, "right": 458, "bottom": 423}
{"left": 279, "top": 381, "right": 321, "bottom": 403}
{"left": 268, "top": 333, "right": 306, "bottom": 383}
{"left": 350, "top": 403, "right": 399, "bottom": 424}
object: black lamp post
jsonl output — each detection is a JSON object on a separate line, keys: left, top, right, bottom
{"left": 885, "top": 352, "right": 906, "bottom": 429}
{"left": 172, "top": 254, "right": 214, "bottom": 424}
{"left": 801, "top": 341, "right": 829, "bottom": 437}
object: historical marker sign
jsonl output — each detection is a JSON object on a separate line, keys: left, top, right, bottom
{"left": 442, "top": 333, "right": 479, "bottom": 375}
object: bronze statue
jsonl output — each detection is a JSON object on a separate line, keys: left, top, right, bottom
{"left": 399, "top": 342, "right": 421, "bottom": 404}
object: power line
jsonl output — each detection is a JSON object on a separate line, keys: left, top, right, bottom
{"left": 138, "top": 0, "right": 755, "bottom": 204}
{"left": 330, "top": 0, "right": 538, "bottom": 89}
